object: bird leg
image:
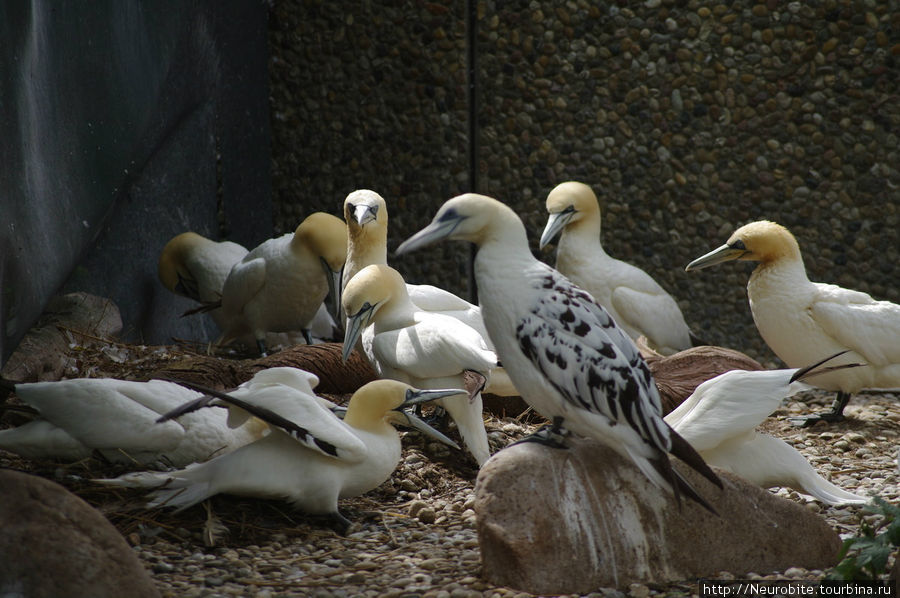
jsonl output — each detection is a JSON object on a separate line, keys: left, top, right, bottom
{"left": 255, "top": 338, "right": 269, "bottom": 357}
{"left": 511, "top": 416, "right": 570, "bottom": 449}
{"left": 787, "top": 391, "right": 851, "bottom": 427}
{"left": 327, "top": 510, "right": 354, "bottom": 536}
{"left": 301, "top": 328, "right": 314, "bottom": 346}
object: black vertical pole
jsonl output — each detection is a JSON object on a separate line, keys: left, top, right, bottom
{"left": 465, "top": 0, "right": 478, "bottom": 303}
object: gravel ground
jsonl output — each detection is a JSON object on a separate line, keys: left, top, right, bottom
{"left": 1, "top": 342, "right": 898, "bottom": 597}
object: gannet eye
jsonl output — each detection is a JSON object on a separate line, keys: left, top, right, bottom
{"left": 729, "top": 239, "right": 747, "bottom": 250}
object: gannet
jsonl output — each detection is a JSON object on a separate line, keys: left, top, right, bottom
{"left": 99, "top": 379, "right": 464, "bottom": 532}
{"left": 664, "top": 352, "right": 868, "bottom": 505}
{"left": 216, "top": 213, "right": 347, "bottom": 355}
{"left": 158, "top": 232, "right": 339, "bottom": 344}
{"left": 397, "top": 193, "right": 722, "bottom": 510}
{"left": 540, "top": 181, "right": 693, "bottom": 355}
{"left": 685, "top": 220, "right": 900, "bottom": 425}
{"left": 341, "top": 264, "right": 496, "bottom": 466}
{"left": 0, "top": 376, "right": 267, "bottom": 467}
{"left": 342, "top": 189, "right": 517, "bottom": 396}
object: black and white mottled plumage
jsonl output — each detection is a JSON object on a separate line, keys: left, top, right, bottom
{"left": 397, "top": 193, "right": 722, "bottom": 511}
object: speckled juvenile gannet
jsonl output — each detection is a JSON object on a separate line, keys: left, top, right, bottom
{"left": 0, "top": 376, "right": 267, "bottom": 467}
{"left": 341, "top": 264, "right": 497, "bottom": 466}
{"left": 665, "top": 352, "right": 868, "bottom": 505}
{"left": 540, "top": 182, "right": 693, "bottom": 355}
{"left": 686, "top": 220, "right": 900, "bottom": 426}
{"left": 99, "top": 379, "right": 464, "bottom": 533}
{"left": 342, "top": 189, "right": 518, "bottom": 397}
{"left": 397, "top": 193, "right": 722, "bottom": 510}
{"left": 217, "top": 213, "right": 347, "bottom": 356}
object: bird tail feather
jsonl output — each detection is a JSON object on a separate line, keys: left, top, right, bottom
{"left": 97, "top": 470, "right": 213, "bottom": 512}
{"left": 798, "top": 472, "right": 869, "bottom": 506}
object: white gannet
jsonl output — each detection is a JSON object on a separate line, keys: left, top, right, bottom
{"left": 158, "top": 232, "right": 339, "bottom": 345}
{"left": 98, "top": 379, "right": 464, "bottom": 532}
{"left": 685, "top": 220, "right": 900, "bottom": 426}
{"left": 342, "top": 189, "right": 517, "bottom": 396}
{"left": 216, "top": 213, "right": 347, "bottom": 355}
{"left": 341, "top": 264, "right": 497, "bottom": 466}
{"left": 664, "top": 352, "right": 868, "bottom": 505}
{"left": 397, "top": 193, "right": 722, "bottom": 510}
{"left": 540, "top": 182, "right": 694, "bottom": 355}
{"left": 0, "top": 376, "right": 268, "bottom": 467}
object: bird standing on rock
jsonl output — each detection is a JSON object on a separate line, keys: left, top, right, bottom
{"left": 665, "top": 352, "right": 869, "bottom": 505}
{"left": 341, "top": 264, "right": 497, "bottom": 467}
{"left": 686, "top": 220, "right": 900, "bottom": 426}
{"left": 540, "top": 181, "right": 694, "bottom": 355}
{"left": 397, "top": 193, "right": 722, "bottom": 511}
{"left": 216, "top": 213, "right": 347, "bottom": 356}
{"left": 98, "top": 378, "right": 463, "bottom": 533}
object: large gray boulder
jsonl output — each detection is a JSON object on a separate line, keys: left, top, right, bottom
{"left": 475, "top": 437, "right": 841, "bottom": 594}
{"left": 0, "top": 470, "right": 160, "bottom": 598}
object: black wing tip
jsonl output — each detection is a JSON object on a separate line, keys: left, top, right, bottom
{"left": 668, "top": 427, "right": 724, "bottom": 490}
{"left": 788, "top": 350, "right": 858, "bottom": 384}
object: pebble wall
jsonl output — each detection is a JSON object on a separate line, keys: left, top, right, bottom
{"left": 268, "top": 0, "right": 899, "bottom": 361}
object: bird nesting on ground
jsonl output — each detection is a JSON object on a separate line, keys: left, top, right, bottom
{"left": 99, "top": 377, "right": 462, "bottom": 533}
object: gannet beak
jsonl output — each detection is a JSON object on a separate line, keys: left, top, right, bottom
{"left": 341, "top": 303, "right": 374, "bottom": 362}
{"left": 539, "top": 207, "right": 576, "bottom": 249}
{"left": 352, "top": 203, "right": 379, "bottom": 226}
{"left": 321, "top": 257, "right": 344, "bottom": 322}
{"left": 392, "top": 387, "right": 468, "bottom": 449}
{"left": 685, "top": 242, "right": 748, "bottom": 271}
{"left": 396, "top": 210, "right": 464, "bottom": 255}
{"left": 401, "top": 387, "right": 468, "bottom": 407}
{"left": 392, "top": 409, "right": 461, "bottom": 449}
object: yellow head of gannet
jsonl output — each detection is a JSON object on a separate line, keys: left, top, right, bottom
{"left": 343, "top": 190, "right": 388, "bottom": 270}
{"left": 294, "top": 212, "right": 348, "bottom": 319}
{"left": 685, "top": 220, "right": 803, "bottom": 270}
{"left": 539, "top": 181, "right": 603, "bottom": 249}
{"left": 99, "top": 378, "right": 463, "bottom": 533}
{"left": 686, "top": 219, "right": 900, "bottom": 426}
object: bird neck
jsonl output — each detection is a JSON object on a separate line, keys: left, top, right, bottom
{"left": 343, "top": 409, "right": 392, "bottom": 433}
{"left": 557, "top": 220, "right": 607, "bottom": 260}
{"left": 346, "top": 229, "right": 388, "bottom": 282}
{"left": 374, "top": 295, "right": 418, "bottom": 331}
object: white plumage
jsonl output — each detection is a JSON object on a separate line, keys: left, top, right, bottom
{"left": 686, "top": 220, "right": 900, "bottom": 425}
{"left": 342, "top": 189, "right": 517, "bottom": 396}
{"left": 217, "top": 213, "right": 347, "bottom": 355}
{"left": 397, "top": 193, "right": 721, "bottom": 510}
{"left": 0, "top": 377, "right": 267, "bottom": 467}
{"left": 98, "top": 378, "right": 463, "bottom": 532}
{"left": 341, "top": 264, "right": 496, "bottom": 467}
{"left": 540, "top": 181, "right": 693, "bottom": 355}
{"left": 665, "top": 353, "right": 868, "bottom": 505}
